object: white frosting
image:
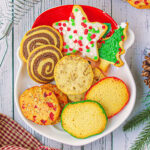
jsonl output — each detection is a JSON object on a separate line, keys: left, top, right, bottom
{"left": 53, "top": 6, "right": 107, "bottom": 60}
{"left": 120, "top": 22, "right": 127, "bottom": 29}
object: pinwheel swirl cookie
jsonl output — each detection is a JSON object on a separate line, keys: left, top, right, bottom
{"left": 27, "top": 45, "right": 63, "bottom": 84}
{"left": 20, "top": 25, "right": 63, "bottom": 62}
{"left": 53, "top": 5, "right": 107, "bottom": 61}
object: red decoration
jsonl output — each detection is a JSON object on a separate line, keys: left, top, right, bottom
{"left": 102, "top": 25, "right": 106, "bottom": 29}
{"left": 63, "top": 23, "right": 66, "bottom": 27}
{"left": 59, "top": 27, "right": 63, "bottom": 31}
{"left": 91, "top": 34, "right": 96, "bottom": 39}
{"left": 89, "top": 26, "right": 92, "bottom": 29}
{"left": 49, "top": 112, "right": 54, "bottom": 121}
{"left": 86, "top": 45, "right": 90, "bottom": 49}
{"left": 90, "top": 41, "right": 94, "bottom": 44}
{"left": 67, "top": 27, "right": 71, "bottom": 31}
{"left": 73, "top": 30, "right": 77, "bottom": 33}
{"left": 58, "top": 23, "right": 61, "bottom": 26}
{"left": 84, "top": 29, "right": 88, "bottom": 35}
{"left": 74, "top": 40, "right": 78, "bottom": 43}
{"left": 63, "top": 42, "right": 66, "bottom": 46}
{"left": 79, "top": 48, "right": 83, "bottom": 51}
{"left": 82, "top": 17, "right": 86, "bottom": 20}
{"left": 69, "top": 48, "right": 73, "bottom": 51}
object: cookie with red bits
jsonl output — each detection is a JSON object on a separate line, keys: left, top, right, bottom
{"left": 41, "top": 84, "right": 68, "bottom": 109}
{"left": 127, "top": 0, "right": 150, "bottom": 9}
{"left": 19, "top": 86, "right": 61, "bottom": 125}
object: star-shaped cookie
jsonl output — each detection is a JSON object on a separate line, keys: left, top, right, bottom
{"left": 53, "top": 5, "right": 107, "bottom": 61}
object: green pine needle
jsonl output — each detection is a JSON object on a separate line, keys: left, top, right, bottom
{"left": 123, "top": 108, "right": 150, "bottom": 131}
{"left": 130, "top": 121, "right": 150, "bottom": 150}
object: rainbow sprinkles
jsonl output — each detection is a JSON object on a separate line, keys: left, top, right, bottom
{"left": 53, "top": 5, "right": 107, "bottom": 61}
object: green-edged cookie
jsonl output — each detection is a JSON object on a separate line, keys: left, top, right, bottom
{"left": 61, "top": 100, "right": 107, "bottom": 139}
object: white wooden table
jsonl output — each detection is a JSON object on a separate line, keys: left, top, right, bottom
{"left": 0, "top": 0, "right": 150, "bottom": 149}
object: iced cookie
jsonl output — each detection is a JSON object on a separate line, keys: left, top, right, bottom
{"left": 27, "top": 45, "right": 63, "bottom": 84}
{"left": 85, "top": 77, "right": 129, "bottom": 118}
{"left": 98, "top": 23, "right": 128, "bottom": 72}
{"left": 127, "top": 0, "right": 150, "bottom": 9}
{"left": 53, "top": 5, "right": 107, "bottom": 61}
{"left": 20, "top": 25, "right": 63, "bottom": 62}
{"left": 19, "top": 86, "right": 61, "bottom": 125}
{"left": 61, "top": 100, "right": 107, "bottom": 138}
{"left": 54, "top": 55, "right": 93, "bottom": 95}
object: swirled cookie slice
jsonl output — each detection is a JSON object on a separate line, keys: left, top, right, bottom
{"left": 27, "top": 45, "right": 63, "bottom": 84}
{"left": 20, "top": 86, "right": 61, "bottom": 125}
{"left": 20, "top": 25, "right": 63, "bottom": 62}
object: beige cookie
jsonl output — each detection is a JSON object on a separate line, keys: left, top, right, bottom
{"left": 54, "top": 55, "right": 93, "bottom": 95}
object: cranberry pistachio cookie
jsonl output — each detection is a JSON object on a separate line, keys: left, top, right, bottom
{"left": 53, "top": 5, "right": 107, "bottom": 61}
{"left": 19, "top": 86, "right": 61, "bottom": 125}
{"left": 127, "top": 0, "right": 150, "bottom": 9}
{"left": 20, "top": 25, "right": 63, "bottom": 62}
{"left": 41, "top": 84, "right": 68, "bottom": 109}
{"left": 54, "top": 55, "right": 93, "bottom": 95}
{"left": 61, "top": 100, "right": 107, "bottom": 138}
{"left": 27, "top": 45, "right": 63, "bottom": 84}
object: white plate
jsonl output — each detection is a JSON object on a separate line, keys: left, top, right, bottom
{"left": 15, "top": 29, "right": 136, "bottom": 146}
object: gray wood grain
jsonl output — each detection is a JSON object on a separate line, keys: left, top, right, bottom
{"left": 0, "top": 0, "right": 150, "bottom": 149}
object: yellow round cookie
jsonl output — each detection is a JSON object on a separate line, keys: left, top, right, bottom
{"left": 54, "top": 55, "right": 94, "bottom": 95}
{"left": 19, "top": 86, "right": 61, "bottom": 125}
{"left": 67, "top": 67, "right": 105, "bottom": 102}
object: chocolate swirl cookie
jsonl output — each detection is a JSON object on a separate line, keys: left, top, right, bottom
{"left": 20, "top": 25, "right": 63, "bottom": 62}
{"left": 27, "top": 45, "right": 63, "bottom": 84}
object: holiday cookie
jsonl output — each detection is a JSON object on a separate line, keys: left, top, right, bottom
{"left": 19, "top": 86, "right": 61, "bottom": 125}
{"left": 98, "top": 23, "right": 128, "bottom": 72}
{"left": 127, "top": 0, "right": 150, "bottom": 9}
{"left": 67, "top": 93, "right": 85, "bottom": 102}
{"left": 67, "top": 68, "right": 105, "bottom": 102}
{"left": 41, "top": 84, "right": 68, "bottom": 109}
{"left": 61, "top": 100, "right": 107, "bottom": 139}
{"left": 20, "top": 25, "right": 63, "bottom": 62}
{"left": 54, "top": 55, "right": 93, "bottom": 95}
{"left": 92, "top": 67, "right": 105, "bottom": 84}
{"left": 53, "top": 5, "right": 107, "bottom": 61}
{"left": 27, "top": 45, "right": 63, "bottom": 84}
{"left": 85, "top": 77, "right": 130, "bottom": 118}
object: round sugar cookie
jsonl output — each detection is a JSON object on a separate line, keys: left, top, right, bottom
{"left": 61, "top": 100, "right": 107, "bottom": 139}
{"left": 85, "top": 77, "right": 129, "bottom": 118}
{"left": 27, "top": 45, "right": 63, "bottom": 84}
{"left": 54, "top": 55, "right": 94, "bottom": 95}
{"left": 20, "top": 25, "right": 63, "bottom": 62}
{"left": 19, "top": 86, "right": 61, "bottom": 125}
{"left": 67, "top": 68, "right": 105, "bottom": 102}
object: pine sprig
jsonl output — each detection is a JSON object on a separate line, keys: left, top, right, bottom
{"left": 123, "top": 108, "right": 150, "bottom": 131}
{"left": 130, "top": 121, "right": 150, "bottom": 150}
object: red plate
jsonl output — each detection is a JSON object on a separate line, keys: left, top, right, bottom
{"left": 32, "top": 5, "right": 118, "bottom": 36}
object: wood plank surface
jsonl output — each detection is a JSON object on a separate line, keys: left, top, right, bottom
{"left": 0, "top": 0, "right": 150, "bottom": 149}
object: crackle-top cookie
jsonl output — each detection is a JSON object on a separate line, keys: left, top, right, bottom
{"left": 19, "top": 86, "right": 61, "bottom": 125}
{"left": 53, "top": 5, "right": 107, "bottom": 61}
{"left": 54, "top": 55, "right": 93, "bottom": 95}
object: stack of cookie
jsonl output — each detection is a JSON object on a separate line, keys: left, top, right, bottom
{"left": 19, "top": 5, "right": 130, "bottom": 139}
